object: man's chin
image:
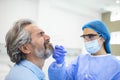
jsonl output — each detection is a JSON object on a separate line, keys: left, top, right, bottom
{"left": 44, "top": 49, "right": 53, "bottom": 59}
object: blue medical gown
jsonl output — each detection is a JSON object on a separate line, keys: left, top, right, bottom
{"left": 48, "top": 54, "right": 120, "bottom": 80}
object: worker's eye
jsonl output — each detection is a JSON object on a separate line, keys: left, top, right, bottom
{"left": 80, "top": 34, "right": 100, "bottom": 40}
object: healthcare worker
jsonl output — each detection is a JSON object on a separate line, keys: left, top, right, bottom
{"left": 48, "top": 20, "right": 120, "bottom": 80}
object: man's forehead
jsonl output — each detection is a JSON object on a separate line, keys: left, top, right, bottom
{"left": 24, "top": 24, "right": 43, "bottom": 33}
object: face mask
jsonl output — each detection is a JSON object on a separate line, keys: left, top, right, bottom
{"left": 85, "top": 39, "right": 101, "bottom": 54}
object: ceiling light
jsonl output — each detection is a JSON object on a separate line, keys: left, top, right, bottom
{"left": 110, "top": 10, "right": 120, "bottom": 21}
{"left": 116, "top": 0, "right": 120, "bottom": 4}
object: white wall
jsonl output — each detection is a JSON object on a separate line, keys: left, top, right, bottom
{"left": 0, "top": 0, "right": 38, "bottom": 43}
{"left": 0, "top": 0, "right": 101, "bottom": 49}
{"left": 38, "top": 0, "right": 101, "bottom": 49}
{"left": 0, "top": 0, "right": 102, "bottom": 80}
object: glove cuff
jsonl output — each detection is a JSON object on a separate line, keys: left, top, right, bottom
{"left": 56, "top": 59, "right": 64, "bottom": 64}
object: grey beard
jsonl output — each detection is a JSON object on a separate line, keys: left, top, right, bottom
{"left": 44, "top": 49, "right": 53, "bottom": 59}
{"left": 35, "top": 48, "right": 53, "bottom": 59}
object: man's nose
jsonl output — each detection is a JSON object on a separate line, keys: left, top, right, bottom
{"left": 43, "top": 34, "right": 50, "bottom": 40}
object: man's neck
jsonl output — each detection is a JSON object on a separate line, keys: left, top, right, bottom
{"left": 27, "top": 57, "right": 45, "bottom": 69}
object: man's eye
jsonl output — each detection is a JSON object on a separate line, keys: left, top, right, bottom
{"left": 39, "top": 32, "right": 44, "bottom": 36}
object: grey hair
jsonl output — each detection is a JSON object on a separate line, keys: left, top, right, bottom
{"left": 5, "top": 19, "right": 33, "bottom": 63}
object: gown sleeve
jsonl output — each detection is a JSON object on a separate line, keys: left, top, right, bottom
{"left": 112, "top": 72, "right": 120, "bottom": 80}
{"left": 48, "top": 57, "right": 78, "bottom": 80}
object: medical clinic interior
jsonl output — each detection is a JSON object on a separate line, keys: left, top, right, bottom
{"left": 0, "top": 0, "right": 120, "bottom": 80}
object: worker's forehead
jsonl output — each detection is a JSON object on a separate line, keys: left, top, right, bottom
{"left": 83, "top": 28, "right": 98, "bottom": 34}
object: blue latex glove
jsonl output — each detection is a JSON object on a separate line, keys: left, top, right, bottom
{"left": 53, "top": 45, "right": 67, "bottom": 64}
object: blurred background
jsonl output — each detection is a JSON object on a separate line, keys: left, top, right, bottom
{"left": 0, "top": 0, "right": 120, "bottom": 80}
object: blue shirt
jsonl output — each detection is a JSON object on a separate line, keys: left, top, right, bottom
{"left": 5, "top": 60, "right": 45, "bottom": 80}
{"left": 48, "top": 54, "right": 120, "bottom": 80}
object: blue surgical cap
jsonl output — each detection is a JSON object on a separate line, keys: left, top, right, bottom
{"left": 82, "top": 20, "right": 111, "bottom": 53}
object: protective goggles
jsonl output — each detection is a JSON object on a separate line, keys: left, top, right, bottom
{"left": 80, "top": 34, "right": 101, "bottom": 41}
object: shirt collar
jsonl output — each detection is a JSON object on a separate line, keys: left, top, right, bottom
{"left": 20, "top": 60, "right": 45, "bottom": 80}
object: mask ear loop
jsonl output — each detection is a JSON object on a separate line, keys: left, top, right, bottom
{"left": 98, "top": 35, "right": 105, "bottom": 42}
{"left": 98, "top": 37, "right": 102, "bottom": 40}
{"left": 97, "top": 34, "right": 103, "bottom": 41}
{"left": 97, "top": 36, "right": 105, "bottom": 51}
{"left": 99, "top": 35, "right": 105, "bottom": 42}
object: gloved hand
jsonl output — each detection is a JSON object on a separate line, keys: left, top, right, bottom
{"left": 53, "top": 45, "right": 67, "bottom": 64}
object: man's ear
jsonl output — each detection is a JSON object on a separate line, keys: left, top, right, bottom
{"left": 19, "top": 44, "right": 31, "bottom": 54}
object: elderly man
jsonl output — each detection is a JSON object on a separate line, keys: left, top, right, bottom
{"left": 5, "top": 19, "right": 54, "bottom": 80}
{"left": 48, "top": 20, "right": 120, "bottom": 80}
